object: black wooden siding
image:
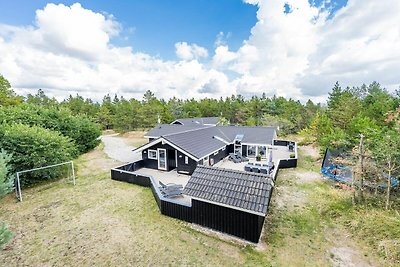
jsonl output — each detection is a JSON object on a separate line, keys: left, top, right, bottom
{"left": 208, "top": 147, "right": 228, "bottom": 166}
{"left": 141, "top": 143, "right": 194, "bottom": 173}
{"left": 176, "top": 151, "right": 197, "bottom": 174}
{"left": 111, "top": 164, "right": 267, "bottom": 242}
{"left": 191, "top": 199, "right": 265, "bottom": 243}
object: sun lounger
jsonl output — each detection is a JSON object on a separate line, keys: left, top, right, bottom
{"left": 159, "top": 181, "right": 183, "bottom": 197}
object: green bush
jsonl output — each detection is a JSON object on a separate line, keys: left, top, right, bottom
{"left": 0, "top": 222, "right": 13, "bottom": 250}
{"left": 0, "top": 105, "right": 101, "bottom": 153}
{"left": 0, "top": 150, "right": 14, "bottom": 250}
{"left": 0, "top": 124, "right": 78, "bottom": 187}
{"left": 0, "top": 149, "right": 13, "bottom": 197}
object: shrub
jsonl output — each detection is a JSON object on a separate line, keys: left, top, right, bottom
{"left": 0, "top": 149, "right": 13, "bottom": 197}
{"left": 0, "top": 124, "right": 78, "bottom": 187}
{"left": 0, "top": 105, "right": 101, "bottom": 153}
{"left": 0, "top": 150, "right": 14, "bottom": 250}
{"left": 0, "top": 222, "right": 13, "bottom": 250}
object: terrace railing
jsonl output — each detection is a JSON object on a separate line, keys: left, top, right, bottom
{"left": 111, "top": 163, "right": 192, "bottom": 222}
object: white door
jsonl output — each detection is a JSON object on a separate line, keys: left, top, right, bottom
{"left": 158, "top": 148, "right": 167, "bottom": 170}
{"left": 203, "top": 156, "right": 209, "bottom": 166}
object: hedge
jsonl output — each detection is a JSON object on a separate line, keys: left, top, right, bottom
{"left": 0, "top": 105, "right": 101, "bottom": 153}
{"left": 0, "top": 124, "right": 78, "bottom": 187}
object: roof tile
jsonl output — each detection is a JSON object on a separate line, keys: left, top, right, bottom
{"left": 183, "top": 166, "right": 274, "bottom": 215}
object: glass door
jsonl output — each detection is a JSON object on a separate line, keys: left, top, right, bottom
{"left": 157, "top": 148, "right": 167, "bottom": 170}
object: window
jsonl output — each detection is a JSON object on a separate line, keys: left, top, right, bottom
{"left": 148, "top": 149, "right": 157, "bottom": 160}
{"left": 214, "top": 151, "right": 218, "bottom": 156}
{"left": 185, "top": 156, "right": 188, "bottom": 164}
{"left": 258, "top": 146, "right": 267, "bottom": 158}
{"left": 222, "top": 147, "right": 226, "bottom": 151}
{"left": 247, "top": 145, "right": 256, "bottom": 157}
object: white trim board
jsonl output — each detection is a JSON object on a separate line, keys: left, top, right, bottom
{"left": 133, "top": 137, "right": 200, "bottom": 161}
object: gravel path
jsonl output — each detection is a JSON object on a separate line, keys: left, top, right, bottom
{"left": 101, "top": 134, "right": 141, "bottom": 163}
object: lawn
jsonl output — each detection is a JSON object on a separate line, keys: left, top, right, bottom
{"left": 0, "top": 133, "right": 398, "bottom": 266}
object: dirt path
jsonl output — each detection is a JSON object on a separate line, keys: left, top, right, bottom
{"left": 100, "top": 134, "right": 142, "bottom": 163}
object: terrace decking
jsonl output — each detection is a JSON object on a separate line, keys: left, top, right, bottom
{"left": 214, "top": 144, "right": 295, "bottom": 175}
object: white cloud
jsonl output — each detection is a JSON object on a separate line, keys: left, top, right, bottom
{"left": 175, "top": 42, "right": 208, "bottom": 61}
{"left": 296, "top": 0, "right": 400, "bottom": 96}
{"left": 0, "top": 3, "right": 227, "bottom": 101}
{"left": 232, "top": 0, "right": 400, "bottom": 100}
{"left": 0, "top": 1, "right": 399, "bottom": 103}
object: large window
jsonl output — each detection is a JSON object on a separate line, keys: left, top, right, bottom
{"left": 247, "top": 145, "right": 256, "bottom": 157}
{"left": 247, "top": 145, "right": 267, "bottom": 158}
{"left": 148, "top": 149, "right": 157, "bottom": 160}
{"left": 258, "top": 146, "right": 267, "bottom": 158}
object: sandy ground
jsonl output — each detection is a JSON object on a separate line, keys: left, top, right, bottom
{"left": 100, "top": 134, "right": 142, "bottom": 163}
{"left": 270, "top": 145, "right": 378, "bottom": 267}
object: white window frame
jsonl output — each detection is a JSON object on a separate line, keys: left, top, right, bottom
{"left": 148, "top": 149, "right": 157, "bottom": 160}
{"left": 213, "top": 151, "right": 218, "bottom": 156}
{"left": 184, "top": 156, "right": 189, "bottom": 164}
{"left": 203, "top": 156, "right": 209, "bottom": 166}
{"left": 247, "top": 145, "right": 257, "bottom": 157}
{"left": 257, "top": 145, "right": 267, "bottom": 158}
{"left": 222, "top": 147, "right": 226, "bottom": 151}
{"left": 157, "top": 148, "right": 167, "bottom": 170}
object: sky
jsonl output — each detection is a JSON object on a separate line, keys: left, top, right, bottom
{"left": 0, "top": 0, "right": 399, "bottom": 103}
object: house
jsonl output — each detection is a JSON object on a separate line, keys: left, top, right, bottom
{"left": 111, "top": 118, "right": 297, "bottom": 243}
{"left": 135, "top": 124, "right": 278, "bottom": 175}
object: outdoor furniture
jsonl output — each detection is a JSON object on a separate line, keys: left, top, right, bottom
{"left": 244, "top": 162, "right": 274, "bottom": 174}
{"left": 288, "top": 143, "right": 294, "bottom": 152}
{"left": 237, "top": 152, "right": 249, "bottom": 162}
{"left": 159, "top": 181, "right": 183, "bottom": 198}
{"left": 228, "top": 153, "right": 241, "bottom": 163}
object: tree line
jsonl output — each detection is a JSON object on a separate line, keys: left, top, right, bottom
{"left": 25, "top": 88, "right": 322, "bottom": 135}
{"left": 301, "top": 81, "right": 400, "bottom": 209}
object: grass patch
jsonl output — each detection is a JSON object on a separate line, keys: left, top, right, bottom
{"left": 297, "top": 154, "right": 320, "bottom": 172}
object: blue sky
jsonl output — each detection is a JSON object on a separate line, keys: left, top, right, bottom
{"left": 0, "top": 0, "right": 398, "bottom": 102}
{"left": 0, "top": 0, "right": 259, "bottom": 59}
{"left": 0, "top": 0, "right": 349, "bottom": 60}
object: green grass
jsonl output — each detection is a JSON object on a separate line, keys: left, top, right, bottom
{"left": 0, "top": 136, "right": 398, "bottom": 266}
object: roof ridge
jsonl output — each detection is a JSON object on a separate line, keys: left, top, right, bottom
{"left": 196, "top": 165, "right": 272, "bottom": 180}
{"left": 162, "top": 124, "right": 216, "bottom": 137}
{"left": 216, "top": 128, "right": 232, "bottom": 142}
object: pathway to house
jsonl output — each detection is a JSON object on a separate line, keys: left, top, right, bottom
{"left": 101, "top": 134, "right": 141, "bottom": 163}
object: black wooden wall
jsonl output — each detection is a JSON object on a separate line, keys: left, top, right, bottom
{"left": 191, "top": 199, "right": 265, "bottom": 243}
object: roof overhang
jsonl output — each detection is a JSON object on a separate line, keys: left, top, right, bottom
{"left": 143, "top": 135, "right": 158, "bottom": 139}
{"left": 133, "top": 137, "right": 200, "bottom": 161}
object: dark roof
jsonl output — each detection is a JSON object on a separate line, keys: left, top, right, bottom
{"left": 183, "top": 166, "right": 274, "bottom": 215}
{"left": 163, "top": 127, "right": 227, "bottom": 159}
{"left": 172, "top": 117, "right": 220, "bottom": 126}
{"left": 217, "top": 126, "right": 277, "bottom": 144}
{"left": 143, "top": 125, "right": 277, "bottom": 160}
{"left": 145, "top": 124, "right": 210, "bottom": 138}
